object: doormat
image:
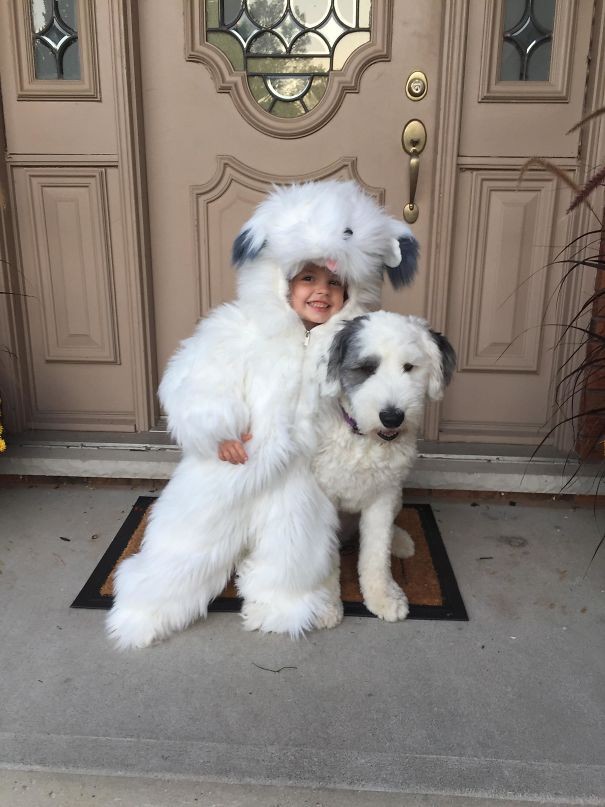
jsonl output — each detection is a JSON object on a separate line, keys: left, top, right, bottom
{"left": 71, "top": 497, "right": 468, "bottom": 621}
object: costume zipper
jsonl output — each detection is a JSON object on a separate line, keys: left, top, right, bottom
{"left": 304, "top": 329, "right": 311, "bottom": 346}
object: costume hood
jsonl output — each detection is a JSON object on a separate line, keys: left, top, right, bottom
{"left": 231, "top": 180, "right": 418, "bottom": 318}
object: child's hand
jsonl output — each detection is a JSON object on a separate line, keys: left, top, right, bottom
{"left": 218, "top": 433, "right": 252, "bottom": 464}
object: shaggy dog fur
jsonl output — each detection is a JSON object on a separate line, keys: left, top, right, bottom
{"left": 106, "top": 181, "right": 418, "bottom": 648}
{"left": 313, "top": 312, "right": 456, "bottom": 621}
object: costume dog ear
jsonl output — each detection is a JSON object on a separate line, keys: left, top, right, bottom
{"left": 427, "top": 329, "right": 456, "bottom": 400}
{"left": 383, "top": 233, "right": 419, "bottom": 289}
{"left": 232, "top": 228, "right": 266, "bottom": 267}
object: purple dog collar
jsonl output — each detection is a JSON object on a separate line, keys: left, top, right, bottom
{"left": 340, "top": 403, "right": 361, "bottom": 435}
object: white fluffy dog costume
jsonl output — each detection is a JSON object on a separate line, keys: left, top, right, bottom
{"left": 106, "top": 180, "right": 418, "bottom": 648}
{"left": 313, "top": 312, "right": 456, "bottom": 621}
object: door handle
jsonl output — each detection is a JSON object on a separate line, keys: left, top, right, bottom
{"left": 402, "top": 119, "right": 427, "bottom": 224}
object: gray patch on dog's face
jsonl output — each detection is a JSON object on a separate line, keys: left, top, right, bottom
{"left": 328, "top": 315, "right": 380, "bottom": 393}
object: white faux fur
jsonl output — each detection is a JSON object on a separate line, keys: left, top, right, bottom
{"left": 313, "top": 312, "right": 455, "bottom": 622}
{"left": 107, "top": 180, "right": 418, "bottom": 648}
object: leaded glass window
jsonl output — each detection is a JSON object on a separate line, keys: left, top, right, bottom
{"left": 500, "top": 0, "right": 556, "bottom": 81}
{"left": 31, "top": 0, "right": 81, "bottom": 80}
{"left": 206, "top": 0, "right": 372, "bottom": 118}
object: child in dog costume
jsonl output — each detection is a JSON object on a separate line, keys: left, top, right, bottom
{"left": 107, "top": 180, "right": 418, "bottom": 649}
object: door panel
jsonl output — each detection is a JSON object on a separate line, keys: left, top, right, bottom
{"left": 440, "top": 0, "right": 594, "bottom": 443}
{"left": 138, "top": 0, "right": 442, "bottom": 374}
{"left": 0, "top": 0, "right": 153, "bottom": 431}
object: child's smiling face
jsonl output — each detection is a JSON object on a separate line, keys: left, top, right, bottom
{"left": 289, "top": 263, "right": 345, "bottom": 329}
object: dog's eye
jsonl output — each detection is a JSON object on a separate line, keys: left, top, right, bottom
{"left": 343, "top": 228, "right": 353, "bottom": 238}
{"left": 403, "top": 363, "right": 414, "bottom": 373}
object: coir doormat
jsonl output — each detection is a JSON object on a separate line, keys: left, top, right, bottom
{"left": 71, "top": 497, "right": 468, "bottom": 621}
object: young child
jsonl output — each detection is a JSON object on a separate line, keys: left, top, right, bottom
{"left": 106, "top": 180, "right": 418, "bottom": 649}
{"left": 218, "top": 262, "right": 345, "bottom": 466}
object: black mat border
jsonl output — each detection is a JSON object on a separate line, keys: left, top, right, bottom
{"left": 71, "top": 497, "right": 468, "bottom": 621}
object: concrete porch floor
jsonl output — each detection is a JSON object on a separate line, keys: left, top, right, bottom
{"left": 0, "top": 482, "right": 604, "bottom": 806}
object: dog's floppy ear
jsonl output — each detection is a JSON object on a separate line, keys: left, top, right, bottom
{"left": 427, "top": 329, "right": 456, "bottom": 400}
{"left": 383, "top": 233, "right": 419, "bottom": 289}
{"left": 232, "top": 227, "right": 266, "bottom": 267}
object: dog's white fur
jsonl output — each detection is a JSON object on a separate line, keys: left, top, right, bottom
{"left": 313, "top": 311, "right": 455, "bottom": 621}
{"left": 106, "top": 181, "right": 418, "bottom": 648}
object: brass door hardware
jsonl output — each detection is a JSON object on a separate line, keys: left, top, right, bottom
{"left": 401, "top": 119, "right": 427, "bottom": 224}
{"left": 405, "top": 71, "right": 428, "bottom": 101}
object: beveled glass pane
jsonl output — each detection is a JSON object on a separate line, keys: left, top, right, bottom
{"left": 271, "top": 98, "right": 306, "bottom": 117}
{"left": 273, "top": 13, "right": 304, "bottom": 47}
{"left": 34, "top": 40, "right": 58, "bottom": 78}
{"left": 304, "top": 75, "right": 328, "bottom": 109}
{"left": 57, "top": 0, "right": 77, "bottom": 30}
{"left": 358, "top": 0, "right": 371, "bottom": 27}
{"left": 31, "top": 0, "right": 80, "bottom": 79}
{"left": 247, "top": 56, "right": 330, "bottom": 74}
{"left": 290, "top": 1, "right": 331, "bottom": 28}
{"left": 247, "top": 0, "right": 287, "bottom": 27}
{"left": 62, "top": 39, "right": 80, "bottom": 79}
{"left": 205, "top": 0, "right": 372, "bottom": 117}
{"left": 222, "top": 0, "right": 242, "bottom": 25}
{"left": 266, "top": 76, "right": 310, "bottom": 100}
{"left": 290, "top": 32, "right": 330, "bottom": 55}
{"left": 232, "top": 11, "right": 259, "bottom": 46}
{"left": 500, "top": 40, "right": 522, "bottom": 81}
{"left": 317, "top": 14, "right": 347, "bottom": 47}
{"left": 206, "top": 0, "right": 220, "bottom": 27}
{"left": 333, "top": 30, "right": 369, "bottom": 69}
{"left": 500, "top": 0, "right": 555, "bottom": 81}
{"left": 208, "top": 31, "right": 245, "bottom": 69}
{"left": 249, "top": 32, "right": 287, "bottom": 54}
{"left": 335, "top": 0, "right": 358, "bottom": 28}
{"left": 248, "top": 75, "right": 273, "bottom": 109}
{"left": 533, "top": 0, "right": 556, "bottom": 31}
{"left": 31, "top": 0, "right": 52, "bottom": 33}
{"left": 527, "top": 39, "right": 552, "bottom": 80}
{"left": 503, "top": 0, "right": 527, "bottom": 31}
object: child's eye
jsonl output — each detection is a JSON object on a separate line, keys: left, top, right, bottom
{"left": 403, "top": 363, "right": 414, "bottom": 372}
{"left": 301, "top": 275, "right": 314, "bottom": 282}
{"left": 329, "top": 279, "right": 342, "bottom": 286}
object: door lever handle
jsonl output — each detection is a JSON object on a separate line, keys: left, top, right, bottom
{"left": 402, "top": 119, "right": 427, "bottom": 223}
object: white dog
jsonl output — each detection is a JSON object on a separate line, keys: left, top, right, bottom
{"left": 106, "top": 181, "right": 418, "bottom": 648}
{"left": 313, "top": 311, "right": 456, "bottom": 621}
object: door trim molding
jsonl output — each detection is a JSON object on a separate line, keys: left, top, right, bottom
{"left": 424, "top": 0, "right": 469, "bottom": 440}
{"left": 108, "top": 0, "right": 157, "bottom": 430}
{"left": 551, "top": 0, "right": 605, "bottom": 452}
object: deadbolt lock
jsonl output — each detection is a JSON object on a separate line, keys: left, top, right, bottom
{"left": 405, "top": 71, "right": 428, "bottom": 101}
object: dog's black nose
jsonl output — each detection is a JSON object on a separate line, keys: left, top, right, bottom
{"left": 379, "top": 408, "right": 405, "bottom": 428}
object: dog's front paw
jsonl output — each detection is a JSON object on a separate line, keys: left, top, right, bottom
{"left": 313, "top": 598, "right": 344, "bottom": 630}
{"left": 392, "top": 526, "right": 415, "bottom": 559}
{"left": 363, "top": 579, "right": 409, "bottom": 622}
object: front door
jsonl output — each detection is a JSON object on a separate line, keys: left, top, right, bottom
{"left": 0, "top": 1, "right": 599, "bottom": 447}
{"left": 139, "top": 0, "right": 443, "bottom": 379}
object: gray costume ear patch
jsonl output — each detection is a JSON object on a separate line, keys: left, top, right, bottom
{"left": 385, "top": 236, "right": 419, "bottom": 288}
{"left": 327, "top": 315, "right": 368, "bottom": 381}
{"left": 429, "top": 329, "right": 456, "bottom": 386}
{"left": 232, "top": 229, "right": 266, "bottom": 267}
